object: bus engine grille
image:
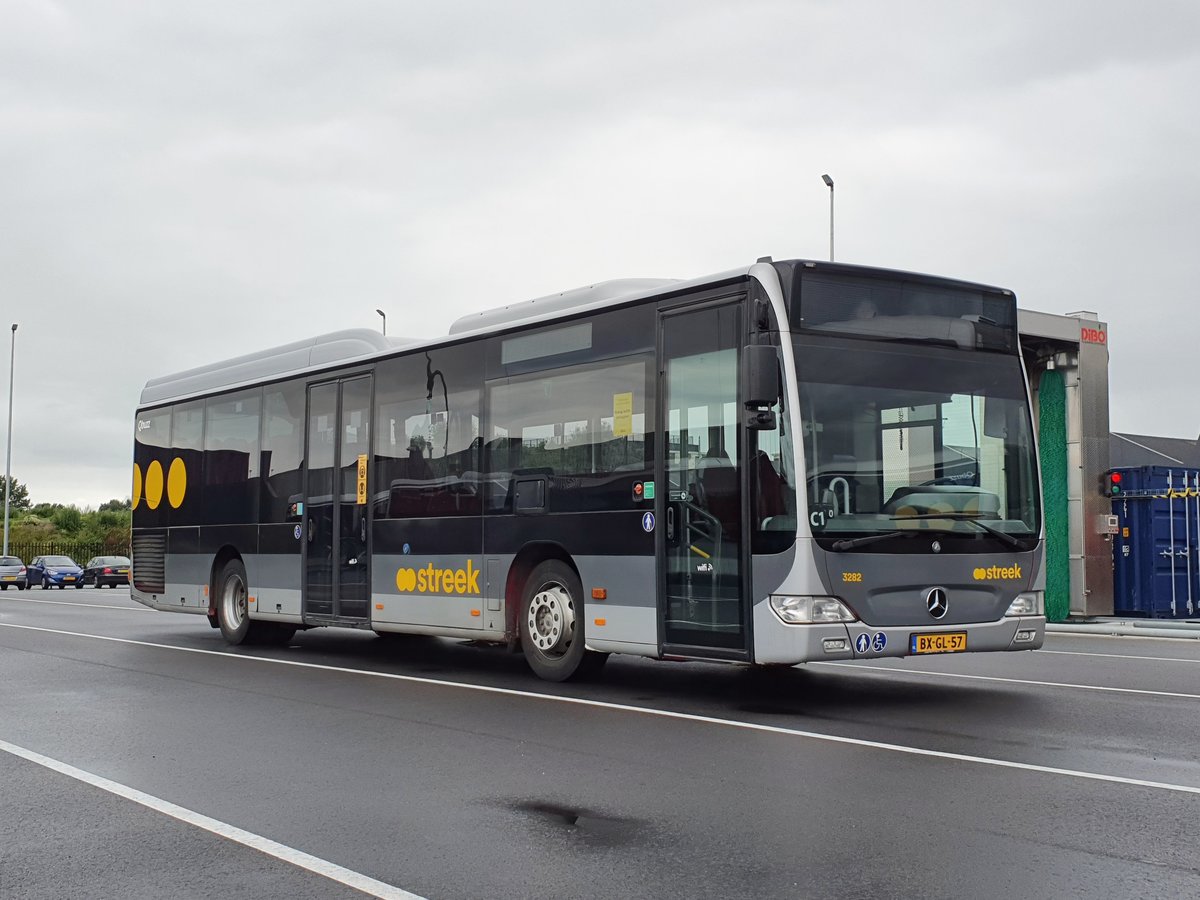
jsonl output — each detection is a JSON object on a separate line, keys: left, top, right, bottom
{"left": 132, "top": 531, "right": 167, "bottom": 594}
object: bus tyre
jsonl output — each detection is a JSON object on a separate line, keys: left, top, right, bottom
{"left": 216, "top": 559, "right": 253, "bottom": 644}
{"left": 520, "top": 560, "right": 590, "bottom": 682}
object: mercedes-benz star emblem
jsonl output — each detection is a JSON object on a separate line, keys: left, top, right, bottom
{"left": 926, "top": 588, "right": 949, "bottom": 619}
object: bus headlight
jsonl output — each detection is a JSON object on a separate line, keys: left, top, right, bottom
{"left": 1005, "top": 592, "right": 1043, "bottom": 617}
{"left": 770, "top": 595, "right": 857, "bottom": 625}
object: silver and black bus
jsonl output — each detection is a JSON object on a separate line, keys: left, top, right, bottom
{"left": 131, "top": 259, "right": 1045, "bottom": 680}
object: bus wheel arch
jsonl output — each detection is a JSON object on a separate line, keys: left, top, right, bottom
{"left": 508, "top": 546, "right": 608, "bottom": 681}
{"left": 210, "top": 549, "right": 296, "bottom": 646}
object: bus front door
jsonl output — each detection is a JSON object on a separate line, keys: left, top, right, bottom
{"left": 304, "top": 374, "right": 372, "bottom": 621}
{"left": 658, "top": 299, "right": 750, "bottom": 658}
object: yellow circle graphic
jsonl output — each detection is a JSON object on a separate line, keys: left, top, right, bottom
{"left": 132, "top": 463, "right": 142, "bottom": 510}
{"left": 145, "top": 460, "right": 164, "bottom": 510}
{"left": 167, "top": 457, "right": 187, "bottom": 509}
{"left": 396, "top": 568, "right": 417, "bottom": 592}
{"left": 973, "top": 567, "right": 987, "bottom": 581}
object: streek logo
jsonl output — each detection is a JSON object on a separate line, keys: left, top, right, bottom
{"left": 973, "top": 565, "right": 1022, "bottom": 581}
{"left": 396, "top": 560, "right": 481, "bottom": 595}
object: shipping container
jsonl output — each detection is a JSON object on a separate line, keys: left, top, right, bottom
{"left": 1111, "top": 466, "right": 1200, "bottom": 618}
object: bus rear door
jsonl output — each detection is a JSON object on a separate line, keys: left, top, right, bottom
{"left": 303, "top": 374, "right": 373, "bottom": 622}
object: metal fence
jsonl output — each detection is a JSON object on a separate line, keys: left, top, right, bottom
{"left": 4, "top": 540, "right": 131, "bottom": 564}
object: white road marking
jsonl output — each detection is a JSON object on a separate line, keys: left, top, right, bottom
{"left": 1, "top": 595, "right": 150, "bottom": 612}
{"left": 1040, "top": 648, "right": 1200, "bottom": 665}
{"left": 6, "top": 621, "right": 1200, "bottom": 798}
{"left": 812, "top": 660, "right": 1200, "bottom": 700}
{"left": 1051, "top": 630, "right": 1200, "bottom": 643}
{"left": 0, "top": 737, "right": 424, "bottom": 900}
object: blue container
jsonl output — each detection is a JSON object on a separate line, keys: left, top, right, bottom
{"left": 1111, "top": 466, "right": 1200, "bottom": 618}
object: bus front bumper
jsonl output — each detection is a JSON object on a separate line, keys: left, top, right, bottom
{"left": 753, "top": 603, "right": 1045, "bottom": 664}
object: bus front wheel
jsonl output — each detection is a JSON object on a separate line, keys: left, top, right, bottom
{"left": 520, "top": 560, "right": 606, "bottom": 682}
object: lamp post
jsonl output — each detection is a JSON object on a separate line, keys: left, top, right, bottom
{"left": 821, "top": 174, "right": 834, "bottom": 262}
{"left": 4, "top": 323, "right": 16, "bottom": 557}
{"left": 375, "top": 308, "right": 387, "bottom": 336}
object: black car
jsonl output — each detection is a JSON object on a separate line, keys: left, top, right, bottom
{"left": 83, "top": 556, "right": 132, "bottom": 588}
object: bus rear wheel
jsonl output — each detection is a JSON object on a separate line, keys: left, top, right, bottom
{"left": 216, "top": 559, "right": 296, "bottom": 646}
{"left": 520, "top": 560, "right": 606, "bottom": 682}
{"left": 217, "top": 559, "right": 253, "bottom": 644}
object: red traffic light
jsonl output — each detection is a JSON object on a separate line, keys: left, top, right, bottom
{"left": 1102, "top": 471, "right": 1123, "bottom": 497}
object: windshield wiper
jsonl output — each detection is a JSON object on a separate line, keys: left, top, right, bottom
{"left": 889, "top": 513, "right": 1025, "bottom": 550}
{"left": 830, "top": 531, "right": 907, "bottom": 552}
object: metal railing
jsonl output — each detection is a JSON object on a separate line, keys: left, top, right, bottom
{"left": 3, "top": 539, "right": 131, "bottom": 564}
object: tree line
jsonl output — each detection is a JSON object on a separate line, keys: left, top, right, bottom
{"left": 1, "top": 475, "right": 130, "bottom": 560}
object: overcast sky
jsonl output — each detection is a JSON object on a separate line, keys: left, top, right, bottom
{"left": 2, "top": 1, "right": 1198, "bottom": 507}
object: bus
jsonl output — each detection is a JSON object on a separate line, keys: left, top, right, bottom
{"left": 131, "top": 259, "right": 1045, "bottom": 680}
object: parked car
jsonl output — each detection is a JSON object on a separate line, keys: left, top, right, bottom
{"left": 27, "top": 555, "right": 84, "bottom": 589}
{"left": 83, "top": 555, "right": 131, "bottom": 588}
{"left": 0, "top": 556, "right": 27, "bottom": 590}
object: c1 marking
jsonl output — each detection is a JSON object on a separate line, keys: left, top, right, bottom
{"left": 642, "top": 512, "right": 655, "bottom": 533}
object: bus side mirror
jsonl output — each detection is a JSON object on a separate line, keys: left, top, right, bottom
{"left": 742, "top": 345, "right": 780, "bottom": 430}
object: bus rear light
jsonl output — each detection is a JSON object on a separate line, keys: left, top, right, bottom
{"left": 1005, "top": 592, "right": 1043, "bottom": 617}
{"left": 823, "top": 638, "right": 848, "bottom": 652}
{"left": 770, "top": 595, "right": 856, "bottom": 625}
{"left": 1014, "top": 630, "right": 1036, "bottom": 643}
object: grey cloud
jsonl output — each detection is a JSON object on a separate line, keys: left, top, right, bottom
{"left": 2, "top": 0, "right": 1199, "bottom": 505}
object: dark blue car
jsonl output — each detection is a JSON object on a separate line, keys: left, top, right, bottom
{"left": 28, "top": 555, "right": 84, "bottom": 589}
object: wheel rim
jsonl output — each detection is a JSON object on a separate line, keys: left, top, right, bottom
{"left": 526, "top": 582, "right": 575, "bottom": 657}
{"left": 221, "top": 573, "right": 247, "bottom": 631}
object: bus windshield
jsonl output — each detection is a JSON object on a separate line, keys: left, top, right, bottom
{"left": 796, "top": 336, "right": 1039, "bottom": 550}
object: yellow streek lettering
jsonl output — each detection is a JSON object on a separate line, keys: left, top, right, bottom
{"left": 394, "top": 560, "right": 483, "bottom": 595}
{"left": 973, "top": 564, "right": 1023, "bottom": 581}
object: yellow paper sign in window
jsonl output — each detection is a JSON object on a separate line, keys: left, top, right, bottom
{"left": 613, "top": 392, "right": 633, "bottom": 437}
{"left": 356, "top": 454, "right": 368, "bottom": 505}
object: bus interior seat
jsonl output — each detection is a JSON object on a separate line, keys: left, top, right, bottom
{"left": 699, "top": 465, "right": 739, "bottom": 540}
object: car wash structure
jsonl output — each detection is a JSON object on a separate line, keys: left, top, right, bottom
{"left": 1018, "top": 309, "right": 1113, "bottom": 620}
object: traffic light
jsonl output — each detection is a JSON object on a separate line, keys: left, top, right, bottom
{"left": 1101, "top": 471, "right": 1123, "bottom": 498}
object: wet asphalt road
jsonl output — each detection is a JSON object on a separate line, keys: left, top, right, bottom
{"left": 2, "top": 589, "right": 1200, "bottom": 899}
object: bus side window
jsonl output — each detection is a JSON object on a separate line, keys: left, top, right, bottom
{"left": 374, "top": 344, "right": 482, "bottom": 520}
{"left": 260, "top": 380, "right": 305, "bottom": 524}
{"left": 485, "top": 357, "right": 649, "bottom": 514}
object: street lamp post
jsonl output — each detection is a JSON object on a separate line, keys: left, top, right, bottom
{"left": 4, "top": 324, "right": 16, "bottom": 557}
{"left": 376, "top": 308, "right": 387, "bottom": 336}
{"left": 821, "top": 174, "right": 834, "bottom": 262}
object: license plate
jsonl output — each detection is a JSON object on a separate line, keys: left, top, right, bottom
{"left": 117, "top": 569, "right": 129, "bottom": 574}
{"left": 911, "top": 632, "right": 967, "bottom": 654}
{"left": 64, "top": 576, "right": 75, "bottom": 582}
{"left": 2, "top": 576, "right": 13, "bottom": 581}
